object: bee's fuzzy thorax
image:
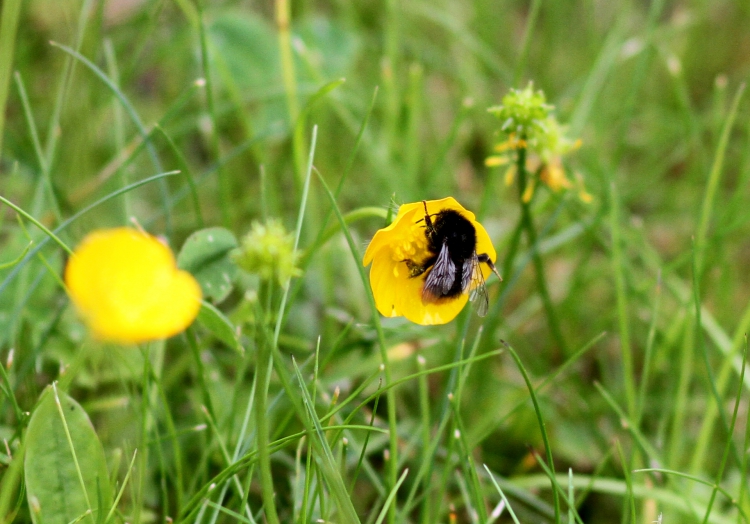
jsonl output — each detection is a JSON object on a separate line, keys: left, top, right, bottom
{"left": 425, "top": 209, "right": 477, "bottom": 262}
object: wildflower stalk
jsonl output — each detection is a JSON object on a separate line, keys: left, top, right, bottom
{"left": 275, "top": 0, "right": 306, "bottom": 185}
{"left": 516, "top": 140, "right": 569, "bottom": 358}
{"left": 500, "top": 218, "right": 524, "bottom": 290}
{"left": 487, "top": 84, "right": 585, "bottom": 356}
{"left": 504, "top": 341, "right": 561, "bottom": 523}
{"left": 196, "top": 3, "right": 230, "bottom": 227}
{"left": 609, "top": 181, "right": 637, "bottom": 421}
{"left": 234, "top": 217, "right": 306, "bottom": 523}
{"left": 256, "top": 280, "right": 281, "bottom": 524}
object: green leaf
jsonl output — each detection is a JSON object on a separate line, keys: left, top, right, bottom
{"left": 177, "top": 227, "right": 238, "bottom": 304}
{"left": 24, "top": 386, "right": 112, "bottom": 524}
{"left": 197, "top": 301, "right": 243, "bottom": 354}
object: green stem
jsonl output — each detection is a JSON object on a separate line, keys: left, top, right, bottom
{"left": 314, "top": 171, "right": 397, "bottom": 524}
{"left": 275, "top": 0, "right": 305, "bottom": 184}
{"left": 501, "top": 218, "right": 524, "bottom": 285}
{"left": 516, "top": 145, "right": 568, "bottom": 358}
{"left": 513, "top": 0, "right": 542, "bottom": 86}
{"left": 197, "top": 1, "right": 231, "bottom": 228}
{"left": 0, "top": 195, "right": 72, "bottom": 255}
{"left": 417, "top": 356, "right": 431, "bottom": 524}
{"left": 609, "top": 180, "right": 637, "bottom": 422}
{"left": 505, "top": 343, "right": 561, "bottom": 523}
{"left": 256, "top": 281, "right": 280, "bottom": 524}
{"left": 0, "top": 350, "right": 23, "bottom": 424}
{"left": 0, "top": 0, "right": 22, "bottom": 159}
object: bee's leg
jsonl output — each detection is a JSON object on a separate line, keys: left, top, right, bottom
{"left": 404, "top": 255, "right": 437, "bottom": 278}
{"left": 404, "top": 259, "right": 428, "bottom": 278}
{"left": 477, "top": 253, "right": 503, "bottom": 281}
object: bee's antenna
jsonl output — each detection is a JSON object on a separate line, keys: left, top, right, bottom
{"left": 422, "top": 200, "right": 434, "bottom": 229}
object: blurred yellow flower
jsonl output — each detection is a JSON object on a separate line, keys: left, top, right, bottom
{"left": 363, "top": 198, "right": 498, "bottom": 325}
{"left": 64, "top": 228, "right": 201, "bottom": 343}
{"left": 539, "top": 157, "right": 573, "bottom": 192}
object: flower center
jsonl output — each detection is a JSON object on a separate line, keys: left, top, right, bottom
{"left": 391, "top": 231, "right": 427, "bottom": 262}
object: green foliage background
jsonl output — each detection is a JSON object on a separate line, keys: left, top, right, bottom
{"left": 2, "top": 0, "right": 750, "bottom": 522}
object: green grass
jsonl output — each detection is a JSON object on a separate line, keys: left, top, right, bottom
{"left": 2, "top": 1, "right": 750, "bottom": 522}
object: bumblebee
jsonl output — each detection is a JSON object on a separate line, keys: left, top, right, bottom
{"left": 406, "top": 201, "right": 502, "bottom": 316}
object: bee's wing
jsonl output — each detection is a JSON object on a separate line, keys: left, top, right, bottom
{"left": 467, "top": 254, "right": 489, "bottom": 317}
{"left": 423, "top": 242, "right": 456, "bottom": 301}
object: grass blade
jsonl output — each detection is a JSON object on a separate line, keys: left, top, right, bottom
{"left": 503, "top": 341, "right": 561, "bottom": 523}
{"left": 291, "top": 357, "right": 362, "bottom": 523}
{"left": 0, "top": 0, "right": 22, "bottom": 158}
{"left": 49, "top": 41, "right": 172, "bottom": 232}
{"left": 314, "top": 167, "right": 399, "bottom": 513}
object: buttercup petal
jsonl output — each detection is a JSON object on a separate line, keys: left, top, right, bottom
{"left": 363, "top": 204, "right": 422, "bottom": 266}
{"left": 65, "top": 228, "right": 202, "bottom": 343}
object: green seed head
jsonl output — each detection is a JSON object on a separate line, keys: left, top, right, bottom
{"left": 487, "top": 83, "right": 552, "bottom": 141}
{"left": 232, "top": 219, "right": 301, "bottom": 285}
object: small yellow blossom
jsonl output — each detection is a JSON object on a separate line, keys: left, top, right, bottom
{"left": 492, "top": 133, "right": 528, "bottom": 153}
{"left": 504, "top": 165, "right": 517, "bottom": 187}
{"left": 521, "top": 178, "right": 536, "bottom": 203}
{"left": 363, "top": 197, "right": 498, "bottom": 325}
{"left": 484, "top": 155, "right": 509, "bottom": 168}
{"left": 64, "top": 228, "right": 201, "bottom": 343}
{"left": 575, "top": 172, "right": 593, "bottom": 203}
{"left": 539, "top": 158, "right": 573, "bottom": 192}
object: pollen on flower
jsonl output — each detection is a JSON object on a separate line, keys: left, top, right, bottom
{"left": 64, "top": 227, "right": 202, "bottom": 344}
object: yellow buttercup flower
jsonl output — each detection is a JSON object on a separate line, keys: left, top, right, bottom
{"left": 64, "top": 228, "right": 202, "bottom": 343}
{"left": 363, "top": 197, "right": 499, "bottom": 325}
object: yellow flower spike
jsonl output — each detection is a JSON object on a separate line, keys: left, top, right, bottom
{"left": 492, "top": 133, "right": 527, "bottom": 153}
{"left": 487, "top": 86, "right": 588, "bottom": 201}
{"left": 363, "top": 197, "right": 500, "bottom": 325}
{"left": 65, "top": 228, "right": 202, "bottom": 344}
{"left": 522, "top": 179, "right": 536, "bottom": 203}
{"left": 539, "top": 158, "right": 573, "bottom": 192}
{"left": 504, "top": 165, "right": 517, "bottom": 187}
{"left": 575, "top": 172, "right": 594, "bottom": 203}
{"left": 484, "top": 155, "right": 509, "bottom": 167}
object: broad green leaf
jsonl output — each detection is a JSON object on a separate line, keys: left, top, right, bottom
{"left": 24, "top": 386, "right": 112, "bottom": 524}
{"left": 177, "top": 227, "right": 238, "bottom": 303}
{"left": 197, "top": 301, "right": 243, "bottom": 354}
